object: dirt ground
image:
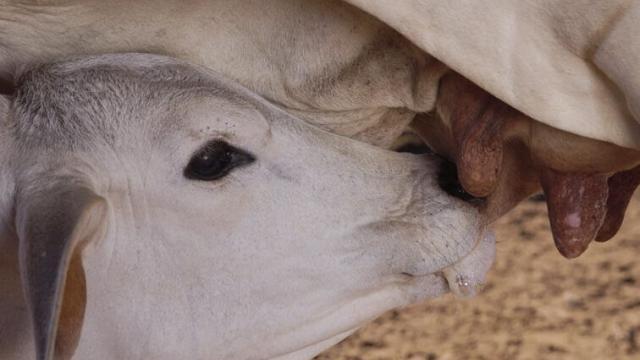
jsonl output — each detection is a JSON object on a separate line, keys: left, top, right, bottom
{"left": 317, "top": 195, "right": 640, "bottom": 360}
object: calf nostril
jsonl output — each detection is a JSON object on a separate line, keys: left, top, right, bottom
{"left": 437, "top": 158, "right": 485, "bottom": 204}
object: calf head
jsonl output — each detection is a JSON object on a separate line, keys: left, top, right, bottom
{"left": 0, "top": 54, "right": 494, "bottom": 360}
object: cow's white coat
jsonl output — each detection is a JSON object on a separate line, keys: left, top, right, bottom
{"left": 346, "top": 0, "right": 640, "bottom": 149}
{"left": 0, "top": 0, "right": 446, "bottom": 150}
{"left": 2, "top": 0, "right": 640, "bottom": 150}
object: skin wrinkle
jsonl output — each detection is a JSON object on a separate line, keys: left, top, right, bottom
{"left": 285, "top": 107, "right": 412, "bottom": 149}
{"left": 101, "top": 152, "right": 145, "bottom": 279}
{"left": 295, "top": 28, "right": 435, "bottom": 112}
{"left": 0, "top": 2, "right": 86, "bottom": 74}
{"left": 366, "top": 219, "right": 451, "bottom": 274}
{"left": 340, "top": 109, "right": 413, "bottom": 147}
{"left": 359, "top": 167, "right": 471, "bottom": 274}
{"left": 384, "top": 167, "right": 434, "bottom": 219}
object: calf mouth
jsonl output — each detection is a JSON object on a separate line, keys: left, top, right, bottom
{"left": 395, "top": 134, "right": 494, "bottom": 299}
{"left": 399, "top": 230, "right": 496, "bottom": 301}
{"left": 441, "top": 230, "right": 495, "bottom": 298}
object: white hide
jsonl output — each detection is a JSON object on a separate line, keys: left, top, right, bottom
{"left": 0, "top": 0, "right": 445, "bottom": 149}
{"left": 2, "top": 0, "right": 640, "bottom": 151}
{"left": 0, "top": 54, "right": 494, "bottom": 360}
{"left": 345, "top": 0, "right": 640, "bottom": 150}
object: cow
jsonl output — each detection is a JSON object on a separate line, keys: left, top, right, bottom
{"left": 0, "top": 53, "right": 495, "bottom": 360}
{"left": 1, "top": 0, "right": 640, "bottom": 258}
{"left": 1, "top": 0, "right": 640, "bottom": 358}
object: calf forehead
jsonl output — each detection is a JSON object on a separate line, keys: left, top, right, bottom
{"left": 10, "top": 54, "right": 239, "bottom": 150}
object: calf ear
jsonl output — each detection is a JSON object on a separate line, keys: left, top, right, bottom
{"left": 16, "top": 186, "right": 108, "bottom": 360}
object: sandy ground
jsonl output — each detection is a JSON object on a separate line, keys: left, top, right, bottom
{"left": 317, "top": 195, "right": 640, "bottom": 360}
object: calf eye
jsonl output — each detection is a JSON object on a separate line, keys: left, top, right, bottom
{"left": 185, "top": 140, "right": 255, "bottom": 181}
